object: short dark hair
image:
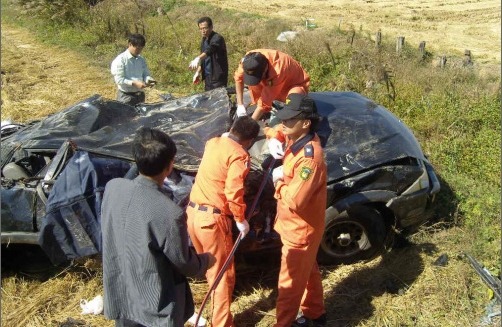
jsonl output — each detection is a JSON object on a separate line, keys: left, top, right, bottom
{"left": 128, "top": 34, "right": 146, "bottom": 47}
{"left": 132, "top": 127, "right": 176, "bottom": 176}
{"left": 231, "top": 116, "right": 260, "bottom": 141}
{"left": 307, "top": 115, "right": 321, "bottom": 132}
{"left": 197, "top": 16, "right": 213, "bottom": 27}
{"left": 298, "top": 98, "right": 320, "bottom": 131}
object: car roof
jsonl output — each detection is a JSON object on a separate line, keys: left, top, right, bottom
{"left": 1, "top": 89, "right": 232, "bottom": 172}
{"left": 1, "top": 89, "right": 426, "bottom": 179}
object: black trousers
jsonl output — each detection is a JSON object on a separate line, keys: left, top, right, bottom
{"left": 204, "top": 74, "right": 226, "bottom": 91}
{"left": 117, "top": 90, "right": 145, "bottom": 106}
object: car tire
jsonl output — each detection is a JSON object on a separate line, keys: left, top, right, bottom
{"left": 317, "top": 205, "right": 387, "bottom": 265}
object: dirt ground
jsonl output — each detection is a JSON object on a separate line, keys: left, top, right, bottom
{"left": 0, "top": 25, "right": 165, "bottom": 122}
{"left": 203, "top": 0, "right": 501, "bottom": 65}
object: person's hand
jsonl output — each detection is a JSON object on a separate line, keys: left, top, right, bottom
{"left": 268, "top": 138, "right": 285, "bottom": 159}
{"left": 235, "top": 220, "right": 250, "bottom": 238}
{"left": 192, "top": 71, "right": 200, "bottom": 84}
{"left": 236, "top": 104, "right": 247, "bottom": 117}
{"left": 189, "top": 57, "right": 200, "bottom": 70}
{"left": 132, "top": 80, "right": 147, "bottom": 89}
{"left": 205, "top": 253, "right": 216, "bottom": 269}
{"left": 272, "top": 165, "right": 284, "bottom": 184}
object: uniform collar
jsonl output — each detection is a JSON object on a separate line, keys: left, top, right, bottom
{"left": 289, "top": 132, "right": 315, "bottom": 155}
{"left": 226, "top": 132, "right": 240, "bottom": 144}
{"left": 263, "top": 66, "right": 276, "bottom": 84}
{"left": 224, "top": 134, "right": 247, "bottom": 152}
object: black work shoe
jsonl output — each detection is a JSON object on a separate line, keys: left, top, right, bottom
{"left": 291, "top": 313, "right": 327, "bottom": 327}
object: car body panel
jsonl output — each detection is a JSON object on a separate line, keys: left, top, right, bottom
{"left": 311, "top": 92, "right": 426, "bottom": 182}
{"left": 1, "top": 89, "right": 232, "bottom": 172}
{"left": 1, "top": 88, "right": 440, "bottom": 264}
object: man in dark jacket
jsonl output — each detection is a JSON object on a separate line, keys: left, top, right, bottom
{"left": 101, "top": 127, "right": 215, "bottom": 327}
{"left": 188, "top": 17, "right": 228, "bottom": 91}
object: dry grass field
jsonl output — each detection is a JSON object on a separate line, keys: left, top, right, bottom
{"left": 1, "top": 0, "right": 501, "bottom": 326}
{"left": 0, "top": 25, "right": 168, "bottom": 122}
{"left": 2, "top": 0, "right": 500, "bottom": 122}
{"left": 203, "top": 0, "right": 501, "bottom": 65}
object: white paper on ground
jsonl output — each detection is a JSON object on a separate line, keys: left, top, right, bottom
{"left": 187, "top": 312, "right": 207, "bottom": 326}
{"left": 80, "top": 294, "right": 104, "bottom": 315}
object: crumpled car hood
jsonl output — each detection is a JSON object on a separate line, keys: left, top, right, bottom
{"left": 311, "top": 92, "right": 426, "bottom": 181}
{"left": 1, "top": 88, "right": 232, "bottom": 172}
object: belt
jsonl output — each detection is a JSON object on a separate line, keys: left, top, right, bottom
{"left": 189, "top": 201, "right": 221, "bottom": 214}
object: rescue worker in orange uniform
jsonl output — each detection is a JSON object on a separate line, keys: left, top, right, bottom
{"left": 234, "top": 49, "right": 310, "bottom": 121}
{"left": 266, "top": 93, "right": 327, "bottom": 327}
{"left": 186, "top": 116, "right": 260, "bottom": 327}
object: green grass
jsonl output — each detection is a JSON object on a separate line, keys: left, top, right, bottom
{"left": 2, "top": 0, "right": 501, "bottom": 324}
{"left": 4, "top": 0, "right": 500, "bottom": 275}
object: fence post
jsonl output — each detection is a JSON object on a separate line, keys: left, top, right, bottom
{"left": 375, "top": 29, "right": 382, "bottom": 47}
{"left": 439, "top": 55, "right": 447, "bottom": 68}
{"left": 418, "top": 41, "right": 426, "bottom": 59}
{"left": 396, "top": 36, "right": 405, "bottom": 54}
{"left": 349, "top": 29, "right": 356, "bottom": 46}
{"left": 463, "top": 49, "right": 473, "bottom": 66}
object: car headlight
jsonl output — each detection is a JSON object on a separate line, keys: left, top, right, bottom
{"left": 401, "top": 161, "right": 430, "bottom": 195}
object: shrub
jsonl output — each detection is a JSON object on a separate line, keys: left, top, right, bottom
{"left": 4, "top": 1, "right": 500, "bottom": 265}
{"left": 15, "top": 0, "right": 89, "bottom": 26}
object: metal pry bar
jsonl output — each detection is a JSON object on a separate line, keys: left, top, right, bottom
{"left": 464, "top": 252, "right": 501, "bottom": 303}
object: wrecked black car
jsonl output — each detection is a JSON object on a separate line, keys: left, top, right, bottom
{"left": 1, "top": 88, "right": 440, "bottom": 265}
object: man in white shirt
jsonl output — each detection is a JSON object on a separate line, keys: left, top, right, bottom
{"left": 111, "top": 34, "right": 156, "bottom": 106}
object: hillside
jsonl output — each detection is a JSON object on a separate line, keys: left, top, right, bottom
{"left": 202, "top": 0, "right": 501, "bottom": 65}
{"left": 1, "top": 0, "right": 500, "bottom": 326}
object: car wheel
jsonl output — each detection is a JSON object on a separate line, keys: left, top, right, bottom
{"left": 317, "top": 205, "right": 387, "bottom": 265}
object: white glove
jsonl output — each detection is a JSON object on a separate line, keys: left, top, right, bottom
{"left": 192, "top": 71, "right": 200, "bottom": 84}
{"left": 189, "top": 57, "right": 200, "bottom": 70}
{"left": 236, "top": 104, "right": 247, "bottom": 117}
{"left": 235, "top": 220, "right": 250, "bottom": 237}
{"left": 268, "top": 138, "right": 285, "bottom": 159}
{"left": 272, "top": 165, "right": 284, "bottom": 184}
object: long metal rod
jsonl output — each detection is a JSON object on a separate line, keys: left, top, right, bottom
{"left": 464, "top": 252, "right": 501, "bottom": 302}
{"left": 194, "top": 158, "right": 276, "bottom": 326}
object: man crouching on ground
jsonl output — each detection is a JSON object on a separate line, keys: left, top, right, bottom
{"left": 101, "top": 127, "right": 215, "bottom": 327}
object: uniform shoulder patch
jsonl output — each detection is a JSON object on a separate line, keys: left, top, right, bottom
{"left": 300, "top": 166, "right": 313, "bottom": 181}
{"left": 304, "top": 144, "right": 314, "bottom": 158}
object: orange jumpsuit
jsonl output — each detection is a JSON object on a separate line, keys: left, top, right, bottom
{"left": 186, "top": 135, "right": 249, "bottom": 327}
{"left": 268, "top": 129, "right": 327, "bottom": 327}
{"left": 234, "top": 49, "right": 310, "bottom": 114}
